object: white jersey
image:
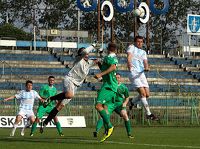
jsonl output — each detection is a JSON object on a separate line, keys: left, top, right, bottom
{"left": 127, "top": 44, "right": 147, "bottom": 73}
{"left": 66, "top": 45, "right": 95, "bottom": 86}
{"left": 127, "top": 45, "right": 149, "bottom": 89}
{"left": 15, "top": 90, "right": 41, "bottom": 110}
{"left": 67, "top": 59, "right": 95, "bottom": 86}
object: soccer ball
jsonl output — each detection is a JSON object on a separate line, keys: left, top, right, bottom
{"left": 134, "top": 8, "right": 145, "bottom": 18}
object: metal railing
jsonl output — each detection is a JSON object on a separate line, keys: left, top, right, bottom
{"left": 0, "top": 60, "right": 30, "bottom": 90}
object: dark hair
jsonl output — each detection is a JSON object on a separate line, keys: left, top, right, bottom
{"left": 116, "top": 73, "right": 121, "bottom": 76}
{"left": 134, "top": 36, "right": 144, "bottom": 42}
{"left": 26, "top": 80, "right": 33, "bottom": 86}
{"left": 77, "top": 47, "right": 85, "bottom": 56}
{"left": 107, "top": 42, "right": 117, "bottom": 52}
{"left": 48, "top": 76, "right": 55, "bottom": 79}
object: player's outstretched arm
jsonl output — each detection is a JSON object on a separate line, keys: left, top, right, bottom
{"left": 4, "top": 95, "right": 15, "bottom": 102}
{"left": 75, "top": 45, "right": 96, "bottom": 63}
{"left": 83, "top": 45, "right": 95, "bottom": 54}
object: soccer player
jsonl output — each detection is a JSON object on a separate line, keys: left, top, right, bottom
{"left": 94, "top": 42, "right": 118, "bottom": 142}
{"left": 127, "top": 36, "right": 158, "bottom": 120}
{"left": 4, "top": 80, "right": 44, "bottom": 136}
{"left": 40, "top": 44, "right": 99, "bottom": 131}
{"left": 30, "top": 76, "right": 63, "bottom": 136}
{"left": 94, "top": 73, "right": 133, "bottom": 138}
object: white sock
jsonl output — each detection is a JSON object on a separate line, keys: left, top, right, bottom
{"left": 10, "top": 124, "right": 18, "bottom": 136}
{"left": 13, "top": 124, "right": 18, "bottom": 128}
{"left": 140, "top": 97, "right": 151, "bottom": 115}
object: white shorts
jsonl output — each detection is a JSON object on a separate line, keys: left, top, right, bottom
{"left": 62, "top": 76, "right": 78, "bottom": 105}
{"left": 129, "top": 72, "right": 149, "bottom": 90}
{"left": 61, "top": 99, "right": 72, "bottom": 105}
{"left": 17, "top": 108, "right": 35, "bottom": 118}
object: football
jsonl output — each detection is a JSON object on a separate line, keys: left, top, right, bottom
{"left": 134, "top": 8, "right": 145, "bottom": 18}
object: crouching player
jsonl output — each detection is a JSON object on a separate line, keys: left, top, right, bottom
{"left": 94, "top": 73, "right": 133, "bottom": 138}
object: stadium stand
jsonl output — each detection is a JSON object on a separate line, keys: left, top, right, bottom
{"left": 1, "top": 48, "right": 199, "bottom": 97}
{"left": 0, "top": 40, "right": 199, "bottom": 126}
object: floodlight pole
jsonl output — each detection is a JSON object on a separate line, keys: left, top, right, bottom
{"left": 32, "top": 0, "right": 37, "bottom": 51}
{"left": 78, "top": 8, "right": 80, "bottom": 48}
{"left": 102, "top": 17, "right": 104, "bottom": 48}
{"left": 97, "top": 0, "right": 101, "bottom": 42}
{"left": 110, "top": 0, "right": 114, "bottom": 42}
{"left": 6, "top": 12, "right": 8, "bottom": 23}
{"left": 189, "top": 35, "right": 191, "bottom": 56}
{"left": 33, "top": 26, "right": 36, "bottom": 51}
{"left": 146, "top": 0, "right": 150, "bottom": 52}
{"left": 133, "top": 0, "right": 138, "bottom": 39}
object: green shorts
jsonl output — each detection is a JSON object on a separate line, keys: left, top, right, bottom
{"left": 36, "top": 105, "right": 54, "bottom": 119}
{"left": 96, "top": 87, "right": 117, "bottom": 105}
{"left": 106, "top": 101, "right": 126, "bottom": 115}
{"left": 104, "top": 102, "right": 115, "bottom": 114}
{"left": 114, "top": 105, "right": 126, "bottom": 115}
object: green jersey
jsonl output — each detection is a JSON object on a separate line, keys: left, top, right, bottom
{"left": 105, "top": 83, "right": 129, "bottom": 114}
{"left": 39, "top": 84, "right": 57, "bottom": 106}
{"left": 116, "top": 83, "right": 129, "bottom": 103}
{"left": 100, "top": 53, "right": 118, "bottom": 92}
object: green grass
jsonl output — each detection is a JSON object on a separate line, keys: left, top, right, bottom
{"left": 1, "top": 127, "right": 200, "bottom": 149}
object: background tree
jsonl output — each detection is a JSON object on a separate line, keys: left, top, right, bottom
{"left": 0, "top": 0, "right": 199, "bottom": 53}
{"left": 0, "top": 23, "right": 32, "bottom": 40}
{"left": 150, "top": 0, "right": 200, "bottom": 54}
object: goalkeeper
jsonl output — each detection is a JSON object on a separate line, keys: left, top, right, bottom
{"left": 41, "top": 44, "right": 100, "bottom": 131}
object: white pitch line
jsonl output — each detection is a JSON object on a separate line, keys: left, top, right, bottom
{"left": 79, "top": 139, "right": 200, "bottom": 149}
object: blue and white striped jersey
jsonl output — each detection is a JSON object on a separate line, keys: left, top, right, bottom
{"left": 15, "top": 90, "right": 41, "bottom": 110}
{"left": 127, "top": 44, "right": 147, "bottom": 73}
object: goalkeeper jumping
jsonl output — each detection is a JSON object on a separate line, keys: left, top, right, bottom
{"left": 40, "top": 44, "right": 100, "bottom": 131}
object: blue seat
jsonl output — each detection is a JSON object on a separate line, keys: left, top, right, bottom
{"left": 0, "top": 68, "right": 69, "bottom": 75}
{"left": 147, "top": 98, "right": 199, "bottom": 106}
{"left": 0, "top": 53, "right": 57, "bottom": 61}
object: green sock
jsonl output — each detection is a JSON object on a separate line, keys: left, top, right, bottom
{"left": 104, "top": 114, "right": 110, "bottom": 131}
{"left": 125, "top": 120, "right": 132, "bottom": 136}
{"left": 31, "top": 122, "right": 37, "bottom": 134}
{"left": 56, "top": 122, "right": 62, "bottom": 134}
{"left": 99, "top": 110, "right": 112, "bottom": 128}
{"left": 103, "top": 114, "right": 111, "bottom": 133}
{"left": 96, "top": 118, "right": 103, "bottom": 132}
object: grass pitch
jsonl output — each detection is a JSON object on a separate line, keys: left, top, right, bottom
{"left": 0, "top": 127, "right": 200, "bottom": 149}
